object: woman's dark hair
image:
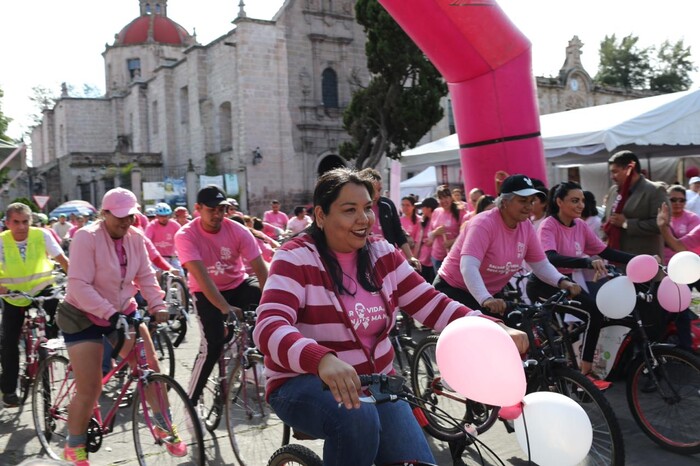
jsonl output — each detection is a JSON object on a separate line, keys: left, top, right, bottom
{"left": 419, "top": 197, "right": 439, "bottom": 227}
{"left": 293, "top": 205, "right": 306, "bottom": 216}
{"left": 582, "top": 191, "right": 598, "bottom": 219}
{"left": 546, "top": 181, "right": 583, "bottom": 217}
{"left": 252, "top": 217, "right": 264, "bottom": 231}
{"left": 475, "top": 195, "right": 495, "bottom": 214}
{"left": 309, "top": 168, "right": 380, "bottom": 295}
{"left": 436, "top": 185, "right": 460, "bottom": 222}
{"left": 401, "top": 195, "right": 418, "bottom": 224}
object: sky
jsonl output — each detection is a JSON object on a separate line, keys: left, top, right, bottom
{"left": 2, "top": 0, "right": 699, "bottom": 141}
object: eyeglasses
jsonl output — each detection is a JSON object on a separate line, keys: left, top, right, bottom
{"left": 669, "top": 198, "right": 686, "bottom": 203}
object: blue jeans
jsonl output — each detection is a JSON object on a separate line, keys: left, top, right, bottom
{"left": 269, "top": 374, "right": 435, "bottom": 466}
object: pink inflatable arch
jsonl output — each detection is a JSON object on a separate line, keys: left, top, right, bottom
{"left": 378, "top": 0, "right": 547, "bottom": 194}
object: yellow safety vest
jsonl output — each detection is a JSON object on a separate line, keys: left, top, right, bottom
{"left": 0, "top": 228, "right": 55, "bottom": 306}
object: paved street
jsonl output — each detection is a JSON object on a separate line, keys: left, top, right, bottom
{"left": 1, "top": 317, "right": 698, "bottom": 465}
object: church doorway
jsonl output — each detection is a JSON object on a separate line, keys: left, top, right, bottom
{"left": 317, "top": 154, "right": 345, "bottom": 176}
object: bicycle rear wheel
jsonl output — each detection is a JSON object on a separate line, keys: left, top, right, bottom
{"left": 226, "top": 356, "right": 285, "bottom": 466}
{"left": 410, "top": 335, "right": 498, "bottom": 442}
{"left": 529, "top": 365, "right": 625, "bottom": 466}
{"left": 267, "top": 444, "right": 323, "bottom": 466}
{"left": 131, "top": 373, "right": 205, "bottom": 465}
{"left": 32, "top": 354, "right": 72, "bottom": 460}
{"left": 163, "top": 276, "right": 190, "bottom": 347}
{"left": 626, "top": 345, "right": 700, "bottom": 454}
{"left": 150, "top": 326, "right": 176, "bottom": 378}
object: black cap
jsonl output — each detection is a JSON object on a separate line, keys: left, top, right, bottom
{"left": 500, "top": 174, "right": 547, "bottom": 200}
{"left": 416, "top": 197, "right": 439, "bottom": 209}
{"left": 197, "top": 185, "right": 230, "bottom": 208}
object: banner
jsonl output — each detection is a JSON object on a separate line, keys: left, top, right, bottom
{"left": 224, "top": 174, "right": 239, "bottom": 196}
{"left": 164, "top": 177, "right": 187, "bottom": 206}
{"left": 200, "top": 175, "right": 224, "bottom": 190}
{"left": 143, "top": 182, "right": 165, "bottom": 200}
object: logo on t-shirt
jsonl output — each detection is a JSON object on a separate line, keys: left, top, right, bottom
{"left": 347, "top": 302, "right": 386, "bottom": 331}
{"left": 574, "top": 241, "right": 583, "bottom": 257}
{"left": 220, "top": 246, "right": 232, "bottom": 260}
{"left": 516, "top": 242, "right": 525, "bottom": 259}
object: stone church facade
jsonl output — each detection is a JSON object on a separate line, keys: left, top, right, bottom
{"left": 29, "top": 0, "right": 651, "bottom": 215}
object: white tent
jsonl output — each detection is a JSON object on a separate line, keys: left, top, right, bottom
{"left": 400, "top": 88, "right": 700, "bottom": 200}
{"left": 399, "top": 166, "right": 438, "bottom": 200}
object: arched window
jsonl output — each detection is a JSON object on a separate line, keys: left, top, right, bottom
{"left": 219, "top": 102, "right": 233, "bottom": 151}
{"left": 318, "top": 155, "right": 345, "bottom": 176}
{"left": 322, "top": 68, "right": 339, "bottom": 109}
{"left": 155, "top": 3, "right": 161, "bottom": 14}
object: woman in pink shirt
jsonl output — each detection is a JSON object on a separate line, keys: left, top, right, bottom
{"left": 415, "top": 197, "right": 439, "bottom": 284}
{"left": 399, "top": 195, "right": 421, "bottom": 256}
{"left": 661, "top": 185, "right": 700, "bottom": 264}
{"left": 428, "top": 185, "right": 466, "bottom": 270}
{"left": 525, "top": 181, "right": 635, "bottom": 387}
{"left": 434, "top": 175, "right": 581, "bottom": 317}
{"left": 254, "top": 168, "right": 527, "bottom": 466}
{"left": 56, "top": 188, "right": 182, "bottom": 463}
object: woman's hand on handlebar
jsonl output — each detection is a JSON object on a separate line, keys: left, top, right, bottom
{"left": 482, "top": 297, "right": 507, "bottom": 315}
{"left": 559, "top": 279, "right": 582, "bottom": 297}
{"left": 497, "top": 322, "right": 529, "bottom": 354}
{"left": 589, "top": 259, "right": 607, "bottom": 279}
{"left": 318, "top": 354, "right": 362, "bottom": 410}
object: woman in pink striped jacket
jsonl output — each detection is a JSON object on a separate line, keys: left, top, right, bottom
{"left": 253, "top": 168, "right": 527, "bottom": 466}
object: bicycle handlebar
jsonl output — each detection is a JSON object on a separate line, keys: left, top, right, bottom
{"left": 111, "top": 313, "right": 152, "bottom": 358}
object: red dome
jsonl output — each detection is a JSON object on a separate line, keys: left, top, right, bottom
{"left": 116, "top": 15, "right": 192, "bottom": 46}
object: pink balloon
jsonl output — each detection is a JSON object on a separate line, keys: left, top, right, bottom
{"left": 657, "top": 276, "right": 692, "bottom": 313}
{"left": 436, "top": 316, "right": 526, "bottom": 407}
{"left": 499, "top": 403, "right": 523, "bottom": 421}
{"left": 626, "top": 254, "right": 659, "bottom": 283}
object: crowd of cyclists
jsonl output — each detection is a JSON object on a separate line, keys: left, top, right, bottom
{"left": 0, "top": 148, "right": 699, "bottom": 465}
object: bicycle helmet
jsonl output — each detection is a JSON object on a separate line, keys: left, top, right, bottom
{"left": 37, "top": 213, "right": 49, "bottom": 225}
{"left": 155, "top": 202, "right": 172, "bottom": 216}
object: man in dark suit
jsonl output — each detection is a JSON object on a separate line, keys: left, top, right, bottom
{"left": 603, "top": 150, "right": 667, "bottom": 259}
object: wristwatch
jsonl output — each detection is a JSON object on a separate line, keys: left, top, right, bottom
{"left": 622, "top": 221, "right": 628, "bottom": 229}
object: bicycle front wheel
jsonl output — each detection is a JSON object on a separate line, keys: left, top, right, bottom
{"left": 132, "top": 373, "right": 205, "bottom": 465}
{"left": 626, "top": 345, "right": 700, "bottom": 454}
{"left": 164, "top": 276, "right": 190, "bottom": 347}
{"left": 32, "top": 354, "right": 73, "bottom": 460}
{"left": 410, "top": 335, "right": 498, "bottom": 442}
{"left": 267, "top": 444, "right": 323, "bottom": 466}
{"left": 529, "top": 365, "right": 625, "bottom": 466}
{"left": 225, "top": 356, "right": 286, "bottom": 466}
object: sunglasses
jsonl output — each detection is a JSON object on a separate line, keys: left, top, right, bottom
{"left": 669, "top": 198, "right": 686, "bottom": 203}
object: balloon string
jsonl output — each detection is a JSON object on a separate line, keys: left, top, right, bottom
{"left": 522, "top": 410, "right": 532, "bottom": 464}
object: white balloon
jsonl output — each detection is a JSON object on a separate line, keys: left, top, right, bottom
{"left": 514, "top": 392, "right": 593, "bottom": 466}
{"left": 595, "top": 275, "right": 636, "bottom": 319}
{"left": 667, "top": 251, "right": 700, "bottom": 285}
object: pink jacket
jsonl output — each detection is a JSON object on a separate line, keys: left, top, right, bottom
{"left": 64, "top": 221, "right": 165, "bottom": 326}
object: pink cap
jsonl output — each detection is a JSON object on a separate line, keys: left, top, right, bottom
{"left": 102, "top": 188, "right": 139, "bottom": 218}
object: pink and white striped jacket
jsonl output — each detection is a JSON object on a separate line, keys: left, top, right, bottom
{"left": 253, "top": 233, "right": 484, "bottom": 398}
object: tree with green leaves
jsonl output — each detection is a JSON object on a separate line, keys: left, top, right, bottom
{"left": 339, "top": 0, "right": 447, "bottom": 169}
{"left": 595, "top": 34, "right": 652, "bottom": 89}
{"left": 649, "top": 39, "right": 696, "bottom": 93}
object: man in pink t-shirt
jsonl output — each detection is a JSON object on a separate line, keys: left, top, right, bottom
{"left": 263, "top": 200, "right": 288, "bottom": 239}
{"left": 174, "top": 185, "right": 268, "bottom": 406}
{"left": 146, "top": 202, "right": 183, "bottom": 273}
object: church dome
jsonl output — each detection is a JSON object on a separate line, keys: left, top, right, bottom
{"left": 116, "top": 14, "right": 192, "bottom": 46}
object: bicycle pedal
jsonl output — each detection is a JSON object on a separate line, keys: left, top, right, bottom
{"left": 117, "top": 389, "right": 134, "bottom": 408}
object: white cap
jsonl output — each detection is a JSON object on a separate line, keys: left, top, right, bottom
{"left": 689, "top": 176, "right": 700, "bottom": 185}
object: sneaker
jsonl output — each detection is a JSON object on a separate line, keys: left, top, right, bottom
{"left": 2, "top": 392, "right": 20, "bottom": 408}
{"left": 155, "top": 425, "right": 188, "bottom": 457}
{"left": 585, "top": 374, "right": 612, "bottom": 391}
{"left": 63, "top": 444, "right": 90, "bottom": 466}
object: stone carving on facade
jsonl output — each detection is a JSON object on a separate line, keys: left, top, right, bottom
{"left": 299, "top": 68, "right": 312, "bottom": 99}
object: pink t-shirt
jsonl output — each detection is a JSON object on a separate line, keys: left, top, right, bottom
{"left": 429, "top": 207, "right": 465, "bottom": 261}
{"left": 400, "top": 215, "right": 422, "bottom": 251}
{"left": 461, "top": 208, "right": 546, "bottom": 295}
{"left": 679, "top": 223, "right": 700, "bottom": 253}
{"left": 263, "top": 210, "right": 289, "bottom": 231}
{"left": 666, "top": 211, "right": 700, "bottom": 263}
{"left": 437, "top": 223, "right": 470, "bottom": 290}
{"left": 336, "top": 251, "right": 389, "bottom": 355}
{"left": 417, "top": 220, "right": 432, "bottom": 267}
{"left": 145, "top": 219, "right": 181, "bottom": 257}
{"left": 174, "top": 217, "right": 261, "bottom": 293}
{"left": 537, "top": 217, "right": 607, "bottom": 274}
